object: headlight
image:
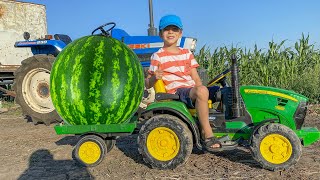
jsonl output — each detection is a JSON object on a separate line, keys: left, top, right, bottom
{"left": 294, "top": 102, "right": 307, "bottom": 130}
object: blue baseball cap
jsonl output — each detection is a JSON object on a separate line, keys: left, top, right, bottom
{"left": 159, "top": 15, "right": 183, "bottom": 31}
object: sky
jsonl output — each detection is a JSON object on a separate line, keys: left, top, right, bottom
{"left": 20, "top": 0, "right": 320, "bottom": 52}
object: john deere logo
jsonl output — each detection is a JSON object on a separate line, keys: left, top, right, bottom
{"left": 275, "top": 105, "right": 285, "bottom": 111}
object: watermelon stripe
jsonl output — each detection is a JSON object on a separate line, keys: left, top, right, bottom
{"left": 88, "top": 39, "right": 105, "bottom": 124}
{"left": 61, "top": 54, "right": 73, "bottom": 121}
{"left": 57, "top": 43, "right": 76, "bottom": 123}
{"left": 105, "top": 39, "right": 121, "bottom": 124}
{"left": 103, "top": 43, "right": 119, "bottom": 123}
{"left": 70, "top": 36, "right": 94, "bottom": 125}
{"left": 51, "top": 39, "right": 76, "bottom": 123}
{"left": 121, "top": 52, "right": 134, "bottom": 119}
{"left": 123, "top": 51, "right": 143, "bottom": 120}
{"left": 113, "top": 40, "right": 133, "bottom": 122}
{"left": 110, "top": 56, "right": 120, "bottom": 112}
{"left": 110, "top": 40, "right": 121, "bottom": 108}
{"left": 52, "top": 39, "right": 83, "bottom": 124}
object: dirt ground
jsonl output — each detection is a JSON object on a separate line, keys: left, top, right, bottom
{"left": 0, "top": 105, "right": 319, "bottom": 180}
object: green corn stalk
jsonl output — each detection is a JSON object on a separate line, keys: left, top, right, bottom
{"left": 195, "top": 34, "right": 320, "bottom": 103}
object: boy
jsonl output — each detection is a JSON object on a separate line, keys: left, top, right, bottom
{"left": 145, "top": 15, "right": 221, "bottom": 150}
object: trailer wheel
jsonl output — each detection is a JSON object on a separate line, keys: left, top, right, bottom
{"left": 13, "top": 55, "right": 61, "bottom": 125}
{"left": 138, "top": 114, "right": 193, "bottom": 169}
{"left": 250, "top": 123, "right": 302, "bottom": 171}
{"left": 74, "top": 135, "right": 107, "bottom": 167}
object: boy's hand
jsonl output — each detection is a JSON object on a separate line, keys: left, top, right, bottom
{"left": 146, "top": 65, "right": 163, "bottom": 89}
{"left": 154, "top": 69, "right": 163, "bottom": 80}
{"left": 145, "top": 69, "right": 163, "bottom": 89}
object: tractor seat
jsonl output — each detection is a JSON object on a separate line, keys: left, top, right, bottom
{"left": 54, "top": 34, "right": 72, "bottom": 45}
{"left": 155, "top": 93, "right": 180, "bottom": 101}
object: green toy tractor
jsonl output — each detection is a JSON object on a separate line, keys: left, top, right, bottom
{"left": 54, "top": 54, "right": 320, "bottom": 171}
{"left": 136, "top": 54, "right": 320, "bottom": 171}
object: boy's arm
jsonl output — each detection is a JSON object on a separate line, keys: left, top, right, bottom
{"left": 146, "top": 52, "right": 162, "bottom": 89}
{"left": 190, "top": 68, "right": 203, "bottom": 86}
{"left": 145, "top": 74, "right": 157, "bottom": 89}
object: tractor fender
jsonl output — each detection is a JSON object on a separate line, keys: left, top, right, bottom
{"left": 141, "top": 107, "right": 203, "bottom": 150}
{"left": 249, "top": 119, "right": 279, "bottom": 144}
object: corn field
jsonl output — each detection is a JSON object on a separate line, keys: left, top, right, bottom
{"left": 195, "top": 34, "right": 320, "bottom": 103}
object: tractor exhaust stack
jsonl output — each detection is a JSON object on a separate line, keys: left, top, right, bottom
{"left": 147, "top": 0, "right": 157, "bottom": 36}
{"left": 231, "top": 54, "right": 242, "bottom": 118}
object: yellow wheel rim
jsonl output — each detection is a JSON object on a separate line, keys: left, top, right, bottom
{"left": 147, "top": 127, "right": 180, "bottom": 161}
{"left": 78, "top": 141, "right": 101, "bottom": 165}
{"left": 260, "top": 134, "right": 292, "bottom": 164}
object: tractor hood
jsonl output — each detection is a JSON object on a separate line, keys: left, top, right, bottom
{"left": 240, "top": 85, "right": 308, "bottom": 103}
{"left": 240, "top": 85, "right": 308, "bottom": 129}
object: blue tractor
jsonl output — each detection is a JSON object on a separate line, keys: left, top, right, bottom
{"left": 13, "top": 23, "right": 197, "bottom": 125}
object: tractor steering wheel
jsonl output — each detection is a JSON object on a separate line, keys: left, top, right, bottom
{"left": 207, "top": 69, "right": 231, "bottom": 87}
{"left": 91, "top": 22, "right": 116, "bottom": 36}
{"left": 207, "top": 54, "right": 239, "bottom": 87}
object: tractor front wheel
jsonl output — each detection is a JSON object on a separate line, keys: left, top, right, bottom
{"left": 250, "top": 123, "right": 302, "bottom": 171}
{"left": 137, "top": 114, "right": 193, "bottom": 169}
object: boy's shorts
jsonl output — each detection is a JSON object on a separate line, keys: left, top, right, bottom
{"left": 175, "top": 88, "right": 195, "bottom": 108}
{"left": 175, "top": 86, "right": 220, "bottom": 109}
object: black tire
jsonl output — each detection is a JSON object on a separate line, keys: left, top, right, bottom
{"left": 105, "top": 139, "right": 116, "bottom": 153}
{"left": 137, "top": 114, "right": 193, "bottom": 169}
{"left": 13, "top": 55, "right": 61, "bottom": 125}
{"left": 250, "top": 123, "right": 302, "bottom": 171}
{"left": 74, "top": 135, "right": 107, "bottom": 167}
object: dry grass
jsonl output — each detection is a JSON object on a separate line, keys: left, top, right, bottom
{"left": 308, "top": 104, "right": 320, "bottom": 116}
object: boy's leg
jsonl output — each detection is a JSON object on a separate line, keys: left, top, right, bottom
{"left": 189, "top": 85, "right": 212, "bottom": 138}
{"left": 189, "top": 85, "right": 220, "bottom": 148}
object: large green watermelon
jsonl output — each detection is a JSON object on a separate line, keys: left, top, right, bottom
{"left": 50, "top": 35, "right": 144, "bottom": 125}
